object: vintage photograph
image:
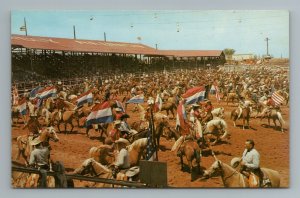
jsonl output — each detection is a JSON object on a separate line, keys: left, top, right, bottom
{"left": 11, "top": 10, "right": 289, "bottom": 188}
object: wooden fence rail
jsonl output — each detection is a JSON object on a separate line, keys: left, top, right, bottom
{"left": 12, "top": 165, "right": 147, "bottom": 188}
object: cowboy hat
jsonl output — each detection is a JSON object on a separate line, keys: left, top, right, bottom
{"left": 115, "top": 107, "right": 122, "bottom": 112}
{"left": 31, "top": 138, "right": 42, "bottom": 146}
{"left": 115, "top": 138, "right": 130, "bottom": 145}
{"left": 113, "top": 120, "right": 121, "bottom": 125}
{"left": 192, "top": 104, "right": 200, "bottom": 108}
{"left": 230, "top": 157, "right": 241, "bottom": 168}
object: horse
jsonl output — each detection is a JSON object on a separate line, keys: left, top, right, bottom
{"left": 160, "top": 102, "right": 176, "bottom": 119}
{"left": 231, "top": 106, "right": 251, "bottom": 130}
{"left": 12, "top": 161, "right": 71, "bottom": 188}
{"left": 16, "top": 126, "right": 59, "bottom": 165}
{"left": 226, "top": 92, "right": 239, "bottom": 105}
{"left": 203, "top": 118, "right": 230, "bottom": 145}
{"left": 127, "top": 138, "right": 148, "bottom": 166}
{"left": 89, "top": 144, "right": 116, "bottom": 165}
{"left": 261, "top": 108, "right": 285, "bottom": 132}
{"left": 72, "top": 158, "right": 127, "bottom": 188}
{"left": 203, "top": 159, "right": 281, "bottom": 187}
{"left": 211, "top": 107, "right": 225, "bottom": 119}
{"left": 177, "top": 140, "right": 202, "bottom": 181}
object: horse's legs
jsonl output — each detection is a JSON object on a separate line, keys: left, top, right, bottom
{"left": 180, "top": 155, "right": 184, "bottom": 171}
{"left": 268, "top": 117, "right": 271, "bottom": 128}
{"left": 64, "top": 123, "right": 67, "bottom": 134}
{"left": 242, "top": 118, "right": 245, "bottom": 130}
{"left": 273, "top": 118, "right": 277, "bottom": 130}
{"left": 233, "top": 120, "right": 236, "bottom": 127}
{"left": 57, "top": 121, "right": 61, "bottom": 133}
{"left": 70, "top": 122, "right": 74, "bottom": 133}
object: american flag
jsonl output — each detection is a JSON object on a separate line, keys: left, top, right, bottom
{"left": 272, "top": 91, "right": 285, "bottom": 106}
{"left": 145, "top": 118, "right": 157, "bottom": 161}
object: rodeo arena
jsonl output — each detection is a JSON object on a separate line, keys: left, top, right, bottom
{"left": 11, "top": 34, "right": 289, "bottom": 188}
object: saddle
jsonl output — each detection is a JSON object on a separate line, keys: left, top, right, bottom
{"left": 241, "top": 169, "right": 271, "bottom": 187}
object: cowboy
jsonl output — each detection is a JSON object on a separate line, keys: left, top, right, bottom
{"left": 202, "top": 100, "right": 213, "bottom": 123}
{"left": 108, "top": 120, "right": 122, "bottom": 143}
{"left": 239, "top": 139, "right": 270, "bottom": 187}
{"left": 189, "top": 103, "right": 201, "bottom": 123}
{"left": 237, "top": 96, "right": 249, "bottom": 119}
{"left": 28, "top": 138, "right": 50, "bottom": 188}
{"left": 115, "top": 108, "right": 124, "bottom": 120}
{"left": 118, "top": 114, "right": 137, "bottom": 138}
{"left": 260, "top": 95, "right": 275, "bottom": 118}
{"left": 112, "top": 138, "right": 130, "bottom": 177}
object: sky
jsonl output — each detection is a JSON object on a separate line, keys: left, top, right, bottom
{"left": 11, "top": 10, "right": 289, "bottom": 58}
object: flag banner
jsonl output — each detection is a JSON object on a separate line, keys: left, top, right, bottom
{"left": 126, "top": 94, "right": 144, "bottom": 104}
{"left": 182, "top": 86, "right": 206, "bottom": 105}
{"left": 86, "top": 101, "right": 113, "bottom": 126}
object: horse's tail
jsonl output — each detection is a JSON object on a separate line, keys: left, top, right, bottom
{"left": 276, "top": 111, "right": 285, "bottom": 125}
{"left": 171, "top": 136, "right": 184, "bottom": 152}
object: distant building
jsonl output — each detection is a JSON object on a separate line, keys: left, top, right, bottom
{"left": 232, "top": 54, "right": 256, "bottom": 61}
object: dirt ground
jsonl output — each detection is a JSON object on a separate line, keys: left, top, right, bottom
{"left": 11, "top": 96, "right": 289, "bottom": 188}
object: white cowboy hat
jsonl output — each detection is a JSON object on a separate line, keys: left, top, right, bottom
{"left": 115, "top": 138, "right": 130, "bottom": 145}
{"left": 31, "top": 138, "right": 42, "bottom": 146}
{"left": 230, "top": 157, "right": 241, "bottom": 168}
{"left": 113, "top": 120, "right": 121, "bottom": 125}
{"left": 115, "top": 108, "right": 122, "bottom": 112}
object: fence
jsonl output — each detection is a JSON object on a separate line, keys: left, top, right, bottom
{"left": 12, "top": 165, "right": 147, "bottom": 188}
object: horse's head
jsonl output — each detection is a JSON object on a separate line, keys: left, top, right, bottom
{"left": 43, "top": 126, "right": 59, "bottom": 142}
{"left": 203, "top": 160, "right": 223, "bottom": 179}
{"left": 73, "top": 158, "right": 94, "bottom": 175}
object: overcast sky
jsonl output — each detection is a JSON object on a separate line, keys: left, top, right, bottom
{"left": 11, "top": 10, "right": 289, "bottom": 58}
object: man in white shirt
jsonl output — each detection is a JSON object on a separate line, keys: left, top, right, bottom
{"left": 114, "top": 138, "right": 130, "bottom": 171}
{"left": 240, "top": 139, "right": 270, "bottom": 187}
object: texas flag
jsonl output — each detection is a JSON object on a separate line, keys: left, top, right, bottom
{"left": 76, "top": 90, "right": 93, "bottom": 107}
{"left": 86, "top": 101, "right": 113, "bottom": 126}
{"left": 182, "top": 86, "right": 206, "bottom": 105}
{"left": 37, "top": 86, "right": 57, "bottom": 99}
{"left": 126, "top": 94, "right": 144, "bottom": 104}
{"left": 18, "top": 98, "right": 27, "bottom": 115}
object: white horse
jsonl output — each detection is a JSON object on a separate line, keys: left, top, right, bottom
{"left": 211, "top": 107, "right": 225, "bottom": 119}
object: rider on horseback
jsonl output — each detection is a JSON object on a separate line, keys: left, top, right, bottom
{"left": 260, "top": 95, "right": 276, "bottom": 118}
{"left": 239, "top": 139, "right": 271, "bottom": 187}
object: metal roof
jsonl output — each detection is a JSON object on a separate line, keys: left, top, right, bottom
{"left": 11, "top": 34, "right": 160, "bottom": 55}
{"left": 158, "top": 50, "right": 224, "bottom": 57}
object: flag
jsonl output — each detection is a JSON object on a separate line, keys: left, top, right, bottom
{"left": 176, "top": 101, "right": 189, "bottom": 134}
{"left": 20, "top": 25, "right": 26, "bottom": 31}
{"left": 37, "top": 86, "right": 57, "bottom": 99}
{"left": 154, "top": 94, "right": 163, "bottom": 112}
{"left": 115, "top": 100, "right": 125, "bottom": 113}
{"left": 29, "top": 86, "right": 42, "bottom": 99}
{"left": 86, "top": 101, "right": 113, "bottom": 126}
{"left": 145, "top": 117, "right": 157, "bottom": 161}
{"left": 215, "top": 85, "right": 221, "bottom": 102}
{"left": 182, "top": 86, "right": 206, "bottom": 105}
{"left": 272, "top": 91, "right": 285, "bottom": 106}
{"left": 36, "top": 98, "right": 43, "bottom": 108}
{"left": 76, "top": 90, "right": 93, "bottom": 107}
{"left": 126, "top": 94, "right": 144, "bottom": 104}
{"left": 18, "top": 98, "right": 27, "bottom": 115}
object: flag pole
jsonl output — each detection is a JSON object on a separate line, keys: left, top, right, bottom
{"left": 150, "top": 104, "right": 158, "bottom": 161}
{"left": 24, "top": 17, "right": 27, "bottom": 36}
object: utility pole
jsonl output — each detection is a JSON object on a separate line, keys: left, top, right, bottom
{"left": 73, "top": 25, "right": 76, "bottom": 39}
{"left": 24, "top": 18, "right": 28, "bottom": 36}
{"left": 155, "top": 44, "right": 158, "bottom": 50}
{"left": 265, "top": 37, "right": 270, "bottom": 56}
{"left": 104, "top": 32, "right": 106, "bottom": 42}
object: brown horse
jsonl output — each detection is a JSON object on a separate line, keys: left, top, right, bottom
{"left": 231, "top": 107, "right": 251, "bottom": 130}
{"left": 89, "top": 144, "right": 116, "bottom": 165}
{"left": 160, "top": 102, "right": 176, "bottom": 119}
{"left": 72, "top": 158, "right": 127, "bottom": 188}
{"left": 16, "top": 126, "right": 59, "bottom": 165}
{"left": 226, "top": 92, "right": 239, "bottom": 105}
{"left": 177, "top": 140, "right": 201, "bottom": 181}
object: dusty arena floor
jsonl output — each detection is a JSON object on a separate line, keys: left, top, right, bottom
{"left": 11, "top": 96, "right": 289, "bottom": 188}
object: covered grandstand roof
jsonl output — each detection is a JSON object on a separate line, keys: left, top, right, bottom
{"left": 11, "top": 34, "right": 161, "bottom": 55}
{"left": 11, "top": 35, "right": 224, "bottom": 58}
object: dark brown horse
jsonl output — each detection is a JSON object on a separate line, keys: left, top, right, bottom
{"left": 177, "top": 140, "right": 201, "bottom": 181}
{"left": 231, "top": 107, "right": 250, "bottom": 130}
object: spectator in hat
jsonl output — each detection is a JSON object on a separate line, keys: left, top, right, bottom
{"left": 28, "top": 138, "right": 50, "bottom": 188}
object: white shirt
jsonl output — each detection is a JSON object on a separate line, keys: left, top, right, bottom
{"left": 115, "top": 148, "right": 130, "bottom": 169}
{"left": 242, "top": 148, "right": 260, "bottom": 169}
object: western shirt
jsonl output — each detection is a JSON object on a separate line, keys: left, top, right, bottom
{"left": 242, "top": 148, "right": 260, "bottom": 169}
{"left": 115, "top": 148, "right": 130, "bottom": 169}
